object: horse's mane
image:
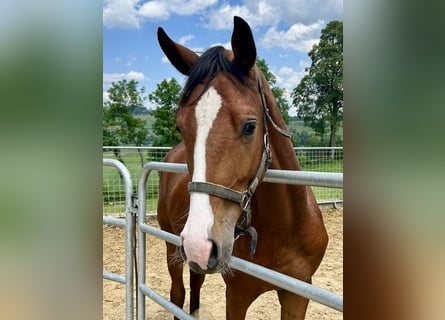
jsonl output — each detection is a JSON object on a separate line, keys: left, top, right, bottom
{"left": 179, "top": 46, "right": 251, "bottom": 106}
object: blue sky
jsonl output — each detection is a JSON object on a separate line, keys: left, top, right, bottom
{"left": 103, "top": 0, "right": 342, "bottom": 113}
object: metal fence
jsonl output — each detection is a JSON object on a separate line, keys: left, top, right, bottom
{"left": 136, "top": 162, "right": 343, "bottom": 320}
{"left": 102, "top": 158, "right": 343, "bottom": 319}
{"left": 103, "top": 146, "right": 343, "bottom": 215}
{"left": 102, "top": 159, "right": 136, "bottom": 320}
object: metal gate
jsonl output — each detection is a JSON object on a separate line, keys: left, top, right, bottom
{"left": 136, "top": 162, "right": 343, "bottom": 320}
{"left": 103, "top": 159, "right": 136, "bottom": 320}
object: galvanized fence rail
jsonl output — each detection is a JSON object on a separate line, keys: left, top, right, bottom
{"left": 103, "top": 146, "right": 343, "bottom": 215}
{"left": 103, "top": 159, "right": 136, "bottom": 320}
{"left": 136, "top": 162, "right": 343, "bottom": 320}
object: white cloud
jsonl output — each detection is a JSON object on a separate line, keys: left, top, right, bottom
{"left": 103, "top": 0, "right": 141, "bottom": 29}
{"left": 138, "top": 0, "right": 217, "bottom": 20}
{"left": 138, "top": 1, "right": 170, "bottom": 20}
{"left": 104, "top": 0, "right": 218, "bottom": 28}
{"left": 262, "top": 21, "right": 324, "bottom": 52}
{"left": 103, "top": 0, "right": 342, "bottom": 32}
{"left": 273, "top": 63, "right": 310, "bottom": 113}
{"left": 202, "top": 0, "right": 341, "bottom": 30}
{"left": 103, "top": 71, "right": 146, "bottom": 83}
{"left": 203, "top": 4, "right": 250, "bottom": 30}
{"left": 127, "top": 70, "right": 146, "bottom": 80}
{"left": 178, "top": 34, "right": 194, "bottom": 45}
{"left": 203, "top": 1, "right": 279, "bottom": 30}
{"left": 277, "top": 65, "right": 306, "bottom": 91}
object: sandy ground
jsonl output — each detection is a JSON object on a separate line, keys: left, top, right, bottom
{"left": 103, "top": 207, "right": 343, "bottom": 319}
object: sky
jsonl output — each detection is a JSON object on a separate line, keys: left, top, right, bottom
{"left": 103, "top": 0, "right": 343, "bottom": 113}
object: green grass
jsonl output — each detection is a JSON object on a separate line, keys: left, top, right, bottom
{"left": 103, "top": 149, "right": 169, "bottom": 214}
{"left": 300, "top": 159, "right": 343, "bottom": 172}
{"left": 103, "top": 197, "right": 158, "bottom": 215}
{"left": 299, "top": 158, "right": 343, "bottom": 202}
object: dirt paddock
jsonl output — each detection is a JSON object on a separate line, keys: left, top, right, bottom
{"left": 103, "top": 207, "right": 343, "bottom": 319}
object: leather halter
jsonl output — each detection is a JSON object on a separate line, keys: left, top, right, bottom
{"left": 187, "top": 71, "right": 291, "bottom": 256}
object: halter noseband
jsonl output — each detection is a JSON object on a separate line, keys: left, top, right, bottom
{"left": 187, "top": 71, "right": 291, "bottom": 257}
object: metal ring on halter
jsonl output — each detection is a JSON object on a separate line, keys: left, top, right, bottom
{"left": 240, "top": 192, "right": 252, "bottom": 212}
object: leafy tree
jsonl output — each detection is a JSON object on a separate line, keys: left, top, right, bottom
{"left": 149, "top": 78, "right": 182, "bottom": 146}
{"left": 103, "top": 79, "right": 149, "bottom": 166}
{"left": 257, "top": 58, "right": 290, "bottom": 124}
{"left": 292, "top": 21, "right": 343, "bottom": 155}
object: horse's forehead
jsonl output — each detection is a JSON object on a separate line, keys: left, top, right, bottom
{"left": 194, "top": 86, "right": 222, "bottom": 127}
{"left": 182, "top": 73, "right": 257, "bottom": 131}
{"left": 191, "top": 86, "right": 223, "bottom": 181}
{"left": 192, "top": 80, "right": 249, "bottom": 128}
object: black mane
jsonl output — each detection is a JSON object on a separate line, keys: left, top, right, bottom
{"left": 179, "top": 46, "right": 249, "bottom": 106}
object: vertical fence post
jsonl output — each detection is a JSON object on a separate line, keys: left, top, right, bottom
{"left": 136, "top": 164, "right": 152, "bottom": 320}
{"left": 103, "top": 158, "right": 135, "bottom": 320}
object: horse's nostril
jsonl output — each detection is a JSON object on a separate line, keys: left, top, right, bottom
{"left": 207, "top": 241, "right": 219, "bottom": 270}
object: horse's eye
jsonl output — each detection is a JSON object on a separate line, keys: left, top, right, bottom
{"left": 242, "top": 120, "right": 257, "bottom": 136}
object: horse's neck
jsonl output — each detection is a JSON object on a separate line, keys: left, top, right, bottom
{"left": 255, "top": 91, "right": 311, "bottom": 226}
{"left": 256, "top": 136, "right": 310, "bottom": 232}
{"left": 269, "top": 129, "right": 301, "bottom": 170}
{"left": 263, "top": 84, "right": 302, "bottom": 172}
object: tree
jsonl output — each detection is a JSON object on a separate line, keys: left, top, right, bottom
{"left": 256, "top": 58, "right": 290, "bottom": 124}
{"left": 103, "top": 79, "right": 149, "bottom": 166}
{"left": 149, "top": 78, "right": 182, "bottom": 146}
{"left": 292, "top": 21, "right": 343, "bottom": 156}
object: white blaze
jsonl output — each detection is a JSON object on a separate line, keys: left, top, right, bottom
{"left": 181, "top": 87, "right": 222, "bottom": 269}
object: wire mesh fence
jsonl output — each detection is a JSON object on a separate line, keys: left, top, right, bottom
{"left": 103, "top": 146, "right": 343, "bottom": 215}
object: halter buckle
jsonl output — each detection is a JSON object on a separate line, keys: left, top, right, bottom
{"left": 240, "top": 192, "right": 252, "bottom": 212}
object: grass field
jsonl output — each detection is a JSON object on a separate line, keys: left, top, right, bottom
{"left": 103, "top": 151, "right": 164, "bottom": 214}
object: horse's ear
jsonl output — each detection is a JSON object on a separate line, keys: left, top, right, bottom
{"left": 157, "top": 27, "right": 199, "bottom": 75}
{"left": 231, "top": 16, "right": 257, "bottom": 72}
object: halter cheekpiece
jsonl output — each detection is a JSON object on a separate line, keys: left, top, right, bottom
{"left": 187, "top": 71, "right": 291, "bottom": 257}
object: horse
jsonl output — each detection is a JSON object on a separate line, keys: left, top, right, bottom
{"left": 156, "top": 16, "right": 328, "bottom": 320}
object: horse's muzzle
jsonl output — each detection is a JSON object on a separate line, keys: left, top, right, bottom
{"left": 179, "top": 240, "right": 227, "bottom": 274}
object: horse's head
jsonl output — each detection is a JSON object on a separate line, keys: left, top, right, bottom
{"left": 158, "top": 17, "right": 269, "bottom": 273}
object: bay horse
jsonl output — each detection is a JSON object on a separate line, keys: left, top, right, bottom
{"left": 156, "top": 16, "right": 328, "bottom": 319}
